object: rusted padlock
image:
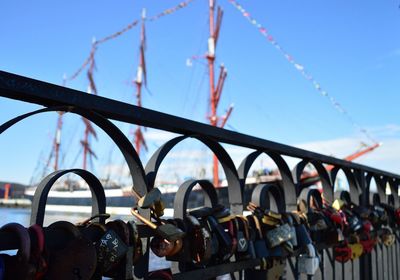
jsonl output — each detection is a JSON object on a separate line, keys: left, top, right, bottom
{"left": 46, "top": 221, "right": 97, "bottom": 280}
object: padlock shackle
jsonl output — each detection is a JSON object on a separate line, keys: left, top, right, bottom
{"left": 28, "top": 224, "right": 45, "bottom": 256}
{"left": 173, "top": 179, "right": 219, "bottom": 219}
{"left": 238, "top": 150, "right": 297, "bottom": 211}
{"left": 305, "top": 243, "right": 316, "bottom": 258}
{"left": 1, "top": 223, "right": 31, "bottom": 264}
{"left": 250, "top": 183, "right": 285, "bottom": 213}
{"left": 30, "top": 169, "right": 106, "bottom": 226}
{"left": 306, "top": 189, "right": 323, "bottom": 213}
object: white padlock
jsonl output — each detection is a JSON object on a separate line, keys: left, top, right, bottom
{"left": 297, "top": 244, "right": 320, "bottom": 275}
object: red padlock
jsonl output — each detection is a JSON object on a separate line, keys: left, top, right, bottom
{"left": 359, "top": 232, "right": 375, "bottom": 254}
{"left": 334, "top": 242, "right": 352, "bottom": 263}
{"left": 395, "top": 208, "right": 400, "bottom": 225}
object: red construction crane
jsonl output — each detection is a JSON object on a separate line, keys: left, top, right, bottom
{"left": 300, "top": 142, "right": 382, "bottom": 186}
{"left": 207, "top": 0, "right": 233, "bottom": 187}
{"left": 338, "top": 142, "right": 381, "bottom": 164}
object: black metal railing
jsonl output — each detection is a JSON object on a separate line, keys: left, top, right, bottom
{"left": 0, "top": 70, "right": 399, "bottom": 280}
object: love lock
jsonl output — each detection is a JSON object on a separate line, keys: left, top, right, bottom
{"left": 137, "top": 188, "right": 166, "bottom": 218}
{"left": 298, "top": 244, "right": 319, "bottom": 275}
{"left": 382, "top": 230, "right": 396, "bottom": 247}
{"left": 46, "top": 221, "right": 97, "bottom": 280}
{"left": 349, "top": 243, "right": 363, "bottom": 260}
{"left": 28, "top": 224, "right": 48, "bottom": 279}
{"left": 265, "top": 223, "right": 292, "bottom": 248}
{"left": 234, "top": 217, "right": 249, "bottom": 253}
{"left": 0, "top": 223, "right": 34, "bottom": 280}
{"left": 150, "top": 236, "right": 182, "bottom": 258}
{"left": 334, "top": 242, "right": 352, "bottom": 263}
{"left": 248, "top": 215, "right": 269, "bottom": 258}
{"left": 395, "top": 208, "right": 400, "bottom": 225}
{"left": 0, "top": 254, "right": 4, "bottom": 280}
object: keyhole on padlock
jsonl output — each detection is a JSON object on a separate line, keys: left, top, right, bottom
{"left": 73, "top": 267, "right": 82, "bottom": 280}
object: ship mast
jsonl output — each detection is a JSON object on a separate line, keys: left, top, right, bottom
{"left": 53, "top": 112, "right": 63, "bottom": 170}
{"left": 45, "top": 77, "right": 67, "bottom": 172}
{"left": 82, "top": 46, "right": 98, "bottom": 170}
{"left": 133, "top": 9, "right": 148, "bottom": 156}
{"left": 207, "top": 0, "right": 233, "bottom": 187}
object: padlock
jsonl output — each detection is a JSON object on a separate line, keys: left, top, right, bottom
{"left": 206, "top": 215, "right": 232, "bottom": 261}
{"left": 349, "top": 243, "right": 363, "bottom": 260}
{"left": 1, "top": 223, "right": 34, "bottom": 280}
{"left": 150, "top": 236, "right": 182, "bottom": 258}
{"left": 46, "top": 221, "right": 97, "bottom": 280}
{"left": 101, "top": 220, "right": 131, "bottom": 278}
{"left": 189, "top": 206, "right": 214, "bottom": 218}
{"left": 283, "top": 214, "right": 298, "bottom": 247}
{"left": 239, "top": 216, "right": 257, "bottom": 259}
{"left": 234, "top": 217, "right": 248, "bottom": 253}
{"left": 131, "top": 208, "right": 185, "bottom": 242}
{"left": 265, "top": 223, "right": 292, "bottom": 248}
{"left": 395, "top": 208, "right": 400, "bottom": 225}
{"left": 137, "top": 188, "right": 162, "bottom": 208}
{"left": 28, "top": 224, "right": 48, "bottom": 279}
{"left": 345, "top": 211, "right": 363, "bottom": 233}
{"left": 0, "top": 254, "right": 4, "bottom": 280}
{"left": 225, "top": 219, "right": 237, "bottom": 255}
{"left": 382, "top": 228, "right": 396, "bottom": 246}
{"left": 333, "top": 199, "right": 345, "bottom": 211}
{"left": 137, "top": 188, "right": 166, "bottom": 218}
{"left": 184, "top": 215, "right": 212, "bottom": 264}
{"left": 298, "top": 244, "right": 319, "bottom": 275}
{"left": 127, "top": 220, "right": 143, "bottom": 264}
{"left": 294, "top": 222, "right": 312, "bottom": 247}
{"left": 334, "top": 242, "right": 352, "bottom": 263}
{"left": 248, "top": 215, "right": 269, "bottom": 258}
{"left": 148, "top": 268, "right": 173, "bottom": 280}
{"left": 213, "top": 204, "right": 232, "bottom": 220}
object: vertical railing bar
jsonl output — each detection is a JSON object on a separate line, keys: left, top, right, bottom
{"left": 320, "top": 250, "right": 325, "bottom": 280}
{"left": 396, "top": 237, "right": 399, "bottom": 280}
{"left": 287, "top": 257, "right": 296, "bottom": 280}
{"left": 351, "top": 260, "right": 354, "bottom": 280}
{"left": 325, "top": 249, "right": 334, "bottom": 280}
{"left": 391, "top": 243, "right": 395, "bottom": 280}
{"left": 381, "top": 245, "right": 384, "bottom": 280}
{"left": 375, "top": 249, "right": 379, "bottom": 280}
{"left": 342, "top": 262, "right": 345, "bottom": 280}
{"left": 385, "top": 245, "right": 390, "bottom": 280}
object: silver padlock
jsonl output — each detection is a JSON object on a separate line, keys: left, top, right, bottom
{"left": 265, "top": 223, "right": 293, "bottom": 248}
{"left": 337, "top": 228, "right": 344, "bottom": 242}
{"left": 297, "top": 244, "right": 319, "bottom": 275}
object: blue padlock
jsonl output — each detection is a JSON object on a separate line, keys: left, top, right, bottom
{"left": 0, "top": 254, "right": 6, "bottom": 280}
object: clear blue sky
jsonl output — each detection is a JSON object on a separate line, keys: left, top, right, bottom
{"left": 0, "top": 0, "right": 399, "bottom": 184}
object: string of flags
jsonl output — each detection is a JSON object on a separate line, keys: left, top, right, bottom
{"left": 65, "top": 0, "right": 196, "bottom": 84}
{"left": 148, "top": 0, "right": 195, "bottom": 21}
{"left": 226, "top": 0, "right": 378, "bottom": 144}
